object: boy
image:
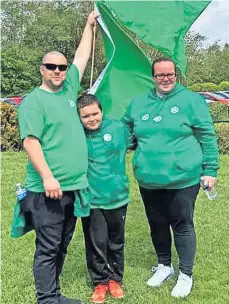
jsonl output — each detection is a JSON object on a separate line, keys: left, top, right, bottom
{"left": 77, "top": 94, "right": 131, "bottom": 303}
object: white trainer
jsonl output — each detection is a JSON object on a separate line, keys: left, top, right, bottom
{"left": 147, "top": 264, "right": 175, "bottom": 287}
{"left": 171, "top": 271, "right": 193, "bottom": 298}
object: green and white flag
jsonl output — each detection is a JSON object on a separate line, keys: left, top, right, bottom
{"left": 90, "top": 1, "right": 211, "bottom": 118}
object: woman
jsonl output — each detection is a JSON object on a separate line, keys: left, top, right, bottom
{"left": 122, "top": 57, "right": 218, "bottom": 298}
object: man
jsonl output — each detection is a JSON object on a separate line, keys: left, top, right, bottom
{"left": 122, "top": 57, "right": 218, "bottom": 298}
{"left": 18, "top": 12, "right": 99, "bottom": 304}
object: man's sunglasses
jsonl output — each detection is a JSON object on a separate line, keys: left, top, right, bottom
{"left": 42, "top": 63, "right": 68, "bottom": 71}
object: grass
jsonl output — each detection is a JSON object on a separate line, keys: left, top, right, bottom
{"left": 1, "top": 152, "right": 229, "bottom": 304}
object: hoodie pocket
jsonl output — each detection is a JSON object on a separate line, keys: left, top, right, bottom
{"left": 175, "top": 147, "right": 202, "bottom": 173}
{"left": 133, "top": 149, "right": 176, "bottom": 186}
{"left": 89, "top": 174, "right": 129, "bottom": 205}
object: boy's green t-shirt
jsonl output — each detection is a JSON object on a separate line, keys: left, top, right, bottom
{"left": 18, "top": 64, "right": 88, "bottom": 192}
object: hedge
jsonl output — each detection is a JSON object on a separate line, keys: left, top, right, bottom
{"left": 188, "top": 81, "right": 229, "bottom": 92}
{"left": 1, "top": 101, "right": 229, "bottom": 154}
{"left": 218, "top": 81, "right": 229, "bottom": 91}
{"left": 208, "top": 102, "right": 228, "bottom": 121}
{"left": 215, "top": 123, "right": 229, "bottom": 154}
{"left": 1, "top": 103, "right": 22, "bottom": 151}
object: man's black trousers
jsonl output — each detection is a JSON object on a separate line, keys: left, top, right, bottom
{"left": 139, "top": 184, "right": 200, "bottom": 276}
{"left": 21, "top": 191, "right": 76, "bottom": 304}
{"left": 82, "top": 205, "right": 128, "bottom": 286}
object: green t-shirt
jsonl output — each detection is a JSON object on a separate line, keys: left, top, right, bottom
{"left": 18, "top": 64, "right": 88, "bottom": 192}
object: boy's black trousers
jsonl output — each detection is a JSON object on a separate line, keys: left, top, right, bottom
{"left": 82, "top": 205, "right": 128, "bottom": 286}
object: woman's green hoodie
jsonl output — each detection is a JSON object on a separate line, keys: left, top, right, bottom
{"left": 122, "top": 84, "right": 219, "bottom": 189}
{"left": 85, "top": 117, "right": 130, "bottom": 209}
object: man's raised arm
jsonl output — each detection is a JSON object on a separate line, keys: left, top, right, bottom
{"left": 73, "top": 11, "right": 100, "bottom": 81}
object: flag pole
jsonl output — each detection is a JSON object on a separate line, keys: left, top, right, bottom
{"left": 90, "top": 11, "right": 97, "bottom": 89}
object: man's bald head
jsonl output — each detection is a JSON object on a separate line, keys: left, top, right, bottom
{"left": 40, "top": 51, "right": 68, "bottom": 92}
{"left": 42, "top": 51, "right": 67, "bottom": 64}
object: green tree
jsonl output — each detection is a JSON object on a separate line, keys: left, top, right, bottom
{"left": 205, "top": 42, "right": 229, "bottom": 84}
{"left": 1, "top": 45, "right": 41, "bottom": 96}
{"left": 1, "top": 1, "right": 105, "bottom": 96}
{"left": 186, "top": 32, "right": 208, "bottom": 85}
{"left": 185, "top": 32, "right": 229, "bottom": 85}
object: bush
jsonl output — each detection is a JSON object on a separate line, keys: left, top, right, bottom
{"left": 188, "top": 81, "right": 229, "bottom": 93}
{"left": 218, "top": 81, "right": 229, "bottom": 91}
{"left": 188, "top": 82, "right": 218, "bottom": 92}
{"left": 1, "top": 102, "right": 22, "bottom": 151}
{"left": 208, "top": 102, "right": 228, "bottom": 121}
{"left": 215, "top": 123, "right": 229, "bottom": 154}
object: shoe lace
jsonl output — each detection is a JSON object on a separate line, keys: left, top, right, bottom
{"left": 152, "top": 266, "right": 159, "bottom": 273}
{"left": 109, "top": 280, "right": 120, "bottom": 288}
{"left": 151, "top": 265, "right": 165, "bottom": 273}
{"left": 95, "top": 285, "right": 107, "bottom": 293}
{"left": 109, "top": 280, "right": 124, "bottom": 296}
{"left": 178, "top": 273, "right": 191, "bottom": 283}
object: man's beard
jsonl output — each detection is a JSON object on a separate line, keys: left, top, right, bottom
{"left": 48, "top": 79, "right": 65, "bottom": 91}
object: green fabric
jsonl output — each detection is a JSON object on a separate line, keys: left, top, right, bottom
{"left": 94, "top": 1, "right": 153, "bottom": 119}
{"left": 93, "top": 1, "right": 210, "bottom": 119}
{"left": 101, "top": 1, "right": 211, "bottom": 75}
{"left": 85, "top": 117, "right": 130, "bottom": 209}
{"left": 18, "top": 65, "right": 88, "bottom": 192}
{"left": 11, "top": 187, "right": 91, "bottom": 239}
{"left": 11, "top": 199, "right": 33, "bottom": 238}
{"left": 74, "top": 188, "right": 92, "bottom": 217}
{"left": 122, "top": 85, "right": 219, "bottom": 189}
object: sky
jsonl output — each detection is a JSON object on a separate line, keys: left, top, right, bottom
{"left": 190, "top": 0, "right": 229, "bottom": 45}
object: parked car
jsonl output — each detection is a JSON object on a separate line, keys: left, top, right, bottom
{"left": 215, "top": 91, "right": 229, "bottom": 99}
{"left": 1, "top": 98, "right": 19, "bottom": 107}
{"left": 6, "top": 96, "right": 24, "bottom": 105}
{"left": 199, "top": 92, "right": 229, "bottom": 107}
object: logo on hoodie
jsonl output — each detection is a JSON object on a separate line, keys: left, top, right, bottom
{"left": 171, "top": 106, "right": 179, "bottom": 114}
{"left": 142, "top": 114, "right": 150, "bottom": 121}
{"left": 103, "top": 133, "right": 112, "bottom": 142}
{"left": 153, "top": 115, "right": 162, "bottom": 123}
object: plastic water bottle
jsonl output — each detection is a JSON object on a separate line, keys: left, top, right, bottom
{"left": 16, "top": 183, "right": 27, "bottom": 201}
{"left": 200, "top": 177, "right": 217, "bottom": 200}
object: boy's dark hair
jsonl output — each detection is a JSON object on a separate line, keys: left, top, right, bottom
{"left": 151, "top": 57, "right": 176, "bottom": 77}
{"left": 77, "top": 94, "right": 102, "bottom": 112}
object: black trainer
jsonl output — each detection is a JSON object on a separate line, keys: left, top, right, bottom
{"left": 58, "top": 294, "right": 82, "bottom": 304}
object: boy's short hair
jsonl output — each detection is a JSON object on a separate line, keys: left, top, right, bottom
{"left": 77, "top": 94, "right": 102, "bottom": 112}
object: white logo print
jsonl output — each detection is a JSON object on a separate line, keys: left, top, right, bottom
{"left": 142, "top": 114, "right": 150, "bottom": 121}
{"left": 103, "top": 133, "right": 112, "bottom": 142}
{"left": 171, "top": 106, "right": 179, "bottom": 114}
{"left": 153, "top": 115, "right": 162, "bottom": 122}
{"left": 68, "top": 100, "right": 75, "bottom": 107}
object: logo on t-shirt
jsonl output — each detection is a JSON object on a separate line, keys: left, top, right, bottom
{"left": 103, "top": 133, "right": 112, "bottom": 142}
{"left": 68, "top": 100, "right": 75, "bottom": 107}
